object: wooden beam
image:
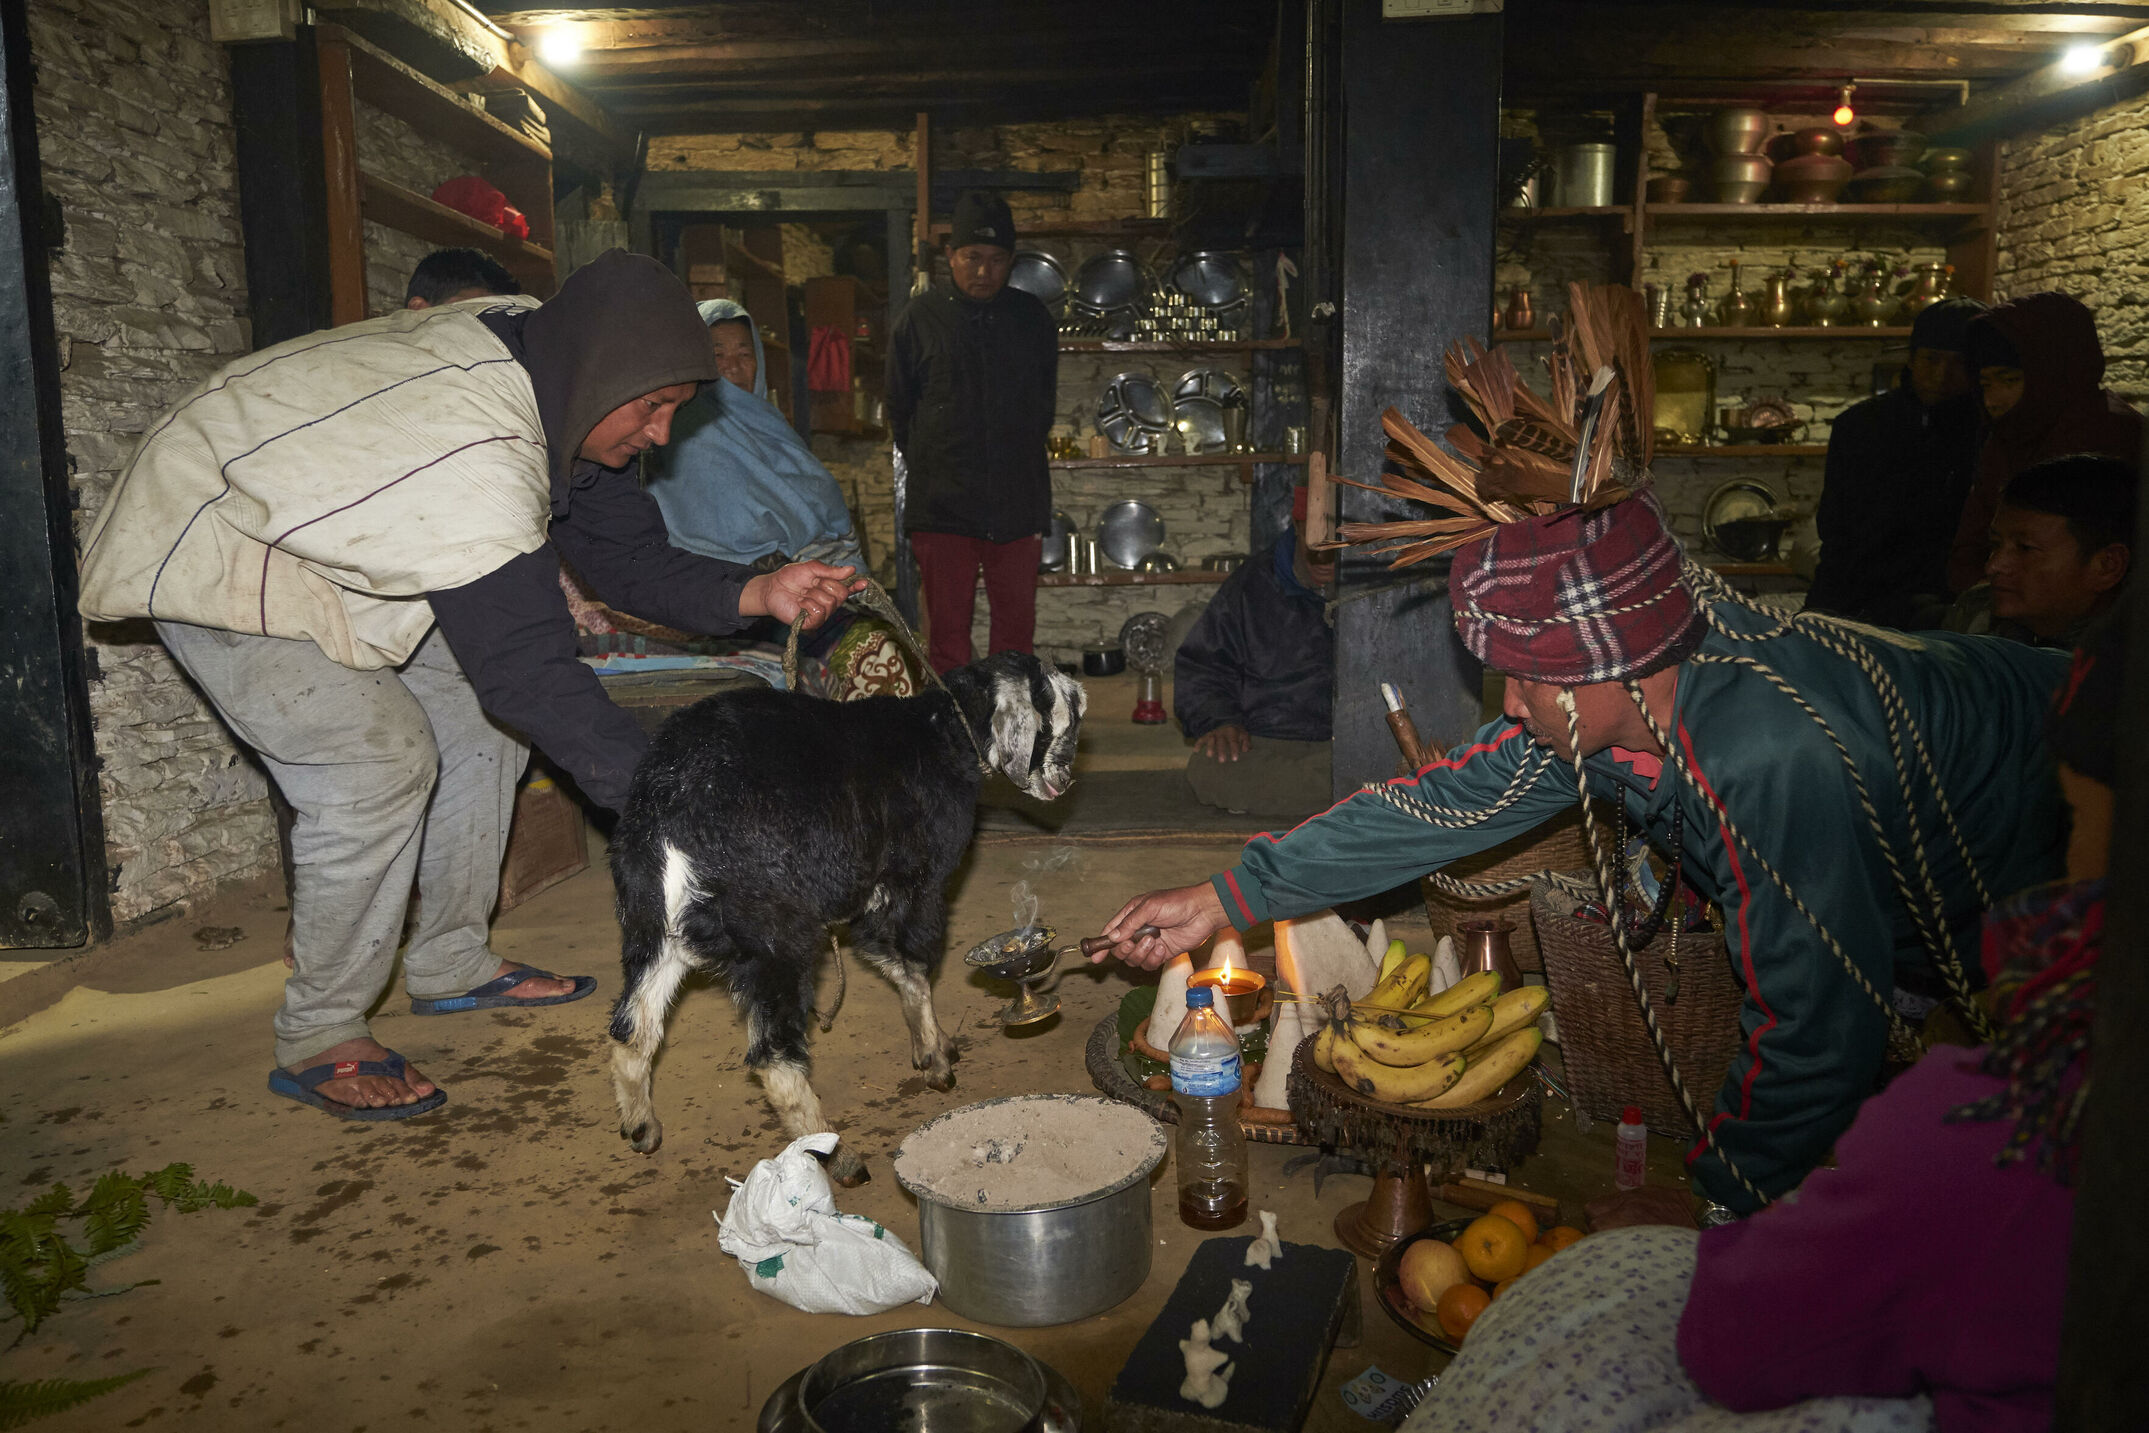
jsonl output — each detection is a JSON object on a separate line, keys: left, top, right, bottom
{"left": 1927, "top": 21, "right": 2149, "bottom": 141}
{"left": 914, "top": 111, "right": 931, "bottom": 277}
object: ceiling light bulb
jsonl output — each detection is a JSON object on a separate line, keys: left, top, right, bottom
{"left": 538, "top": 29, "right": 582, "bottom": 66}
{"left": 1832, "top": 84, "right": 1856, "bottom": 127}
{"left": 2060, "top": 44, "right": 2104, "bottom": 77}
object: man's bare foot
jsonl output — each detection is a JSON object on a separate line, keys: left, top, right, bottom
{"left": 288, "top": 1037, "right": 436, "bottom": 1110}
{"left": 484, "top": 960, "right": 579, "bottom": 1000}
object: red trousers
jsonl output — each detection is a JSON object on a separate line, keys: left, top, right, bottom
{"left": 909, "top": 531, "right": 1043, "bottom": 673}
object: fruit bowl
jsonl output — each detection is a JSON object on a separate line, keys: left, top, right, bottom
{"left": 1375, "top": 1219, "right": 1478, "bottom": 1353}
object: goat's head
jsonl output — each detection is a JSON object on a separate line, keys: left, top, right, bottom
{"left": 953, "top": 653, "right": 1086, "bottom": 801}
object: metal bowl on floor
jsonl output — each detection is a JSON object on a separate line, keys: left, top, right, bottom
{"left": 799, "top": 1329, "right": 1046, "bottom": 1433}
{"left": 761, "top": 1340, "right": 1086, "bottom": 1433}
{"left": 1008, "top": 249, "right": 1069, "bottom": 315}
{"left": 1097, "top": 499, "right": 1166, "bottom": 569}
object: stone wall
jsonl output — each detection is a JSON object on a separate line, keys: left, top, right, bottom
{"left": 1994, "top": 93, "right": 2149, "bottom": 405}
{"left": 661, "top": 113, "right": 1243, "bottom": 665}
{"left": 29, "top": 0, "right": 274, "bottom": 925}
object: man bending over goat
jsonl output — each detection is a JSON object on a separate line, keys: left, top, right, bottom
{"left": 607, "top": 652, "right": 1084, "bottom": 1183}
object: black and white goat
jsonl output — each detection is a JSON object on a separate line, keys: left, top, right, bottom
{"left": 607, "top": 652, "right": 1085, "bottom": 1182}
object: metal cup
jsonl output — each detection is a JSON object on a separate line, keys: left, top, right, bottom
{"left": 1457, "top": 918, "right": 1523, "bottom": 991}
{"left": 1284, "top": 425, "right": 1308, "bottom": 456}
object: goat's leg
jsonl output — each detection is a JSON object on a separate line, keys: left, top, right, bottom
{"left": 855, "top": 905, "right": 958, "bottom": 1091}
{"left": 608, "top": 842, "right": 708, "bottom": 1154}
{"left": 739, "top": 935, "right": 870, "bottom": 1186}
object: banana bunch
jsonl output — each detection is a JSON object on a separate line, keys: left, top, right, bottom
{"left": 1311, "top": 952, "right": 1549, "bottom": 1109}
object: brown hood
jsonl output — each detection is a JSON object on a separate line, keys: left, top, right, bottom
{"left": 511, "top": 249, "right": 717, "bottom": 508}
{"left": 1967, "top": 292, "right": 2108, "bottom": 452}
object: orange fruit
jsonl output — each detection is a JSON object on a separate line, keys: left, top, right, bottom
{"left": 1492, "top": 1276, "right": 1519, "bottom": 1300}
{"left": 1398, "top": 1238, "right": 1473, "bottom": 1313}
{"left": 1539, "top": 1225, "right": 1585, "bottom": 1252}
{"left": 1457, "top": 1213, "right": 1529, "bottom": 1283}
{"left": 1486, "top": 1199, "right": 1540, "bottom": 1244}
{"left": 1436, "top": 1281, "right": 1491, "bottom": 1342}
{"left": 1523, "top": 1242, "right": 1555, "bottom": 1271}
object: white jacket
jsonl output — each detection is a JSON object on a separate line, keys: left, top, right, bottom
{"left": 77, "top": 299, "right": 550, "bottom": 670}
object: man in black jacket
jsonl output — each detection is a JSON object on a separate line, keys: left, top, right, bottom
{"left": 1805, "top": 297, "right": 1986, "bottom": 628}
{"left": 1174, "top": 492, "right": 1335, "bottom": 817}
{"left": 886, "top": 190, "right": 1058, "bottom": 671}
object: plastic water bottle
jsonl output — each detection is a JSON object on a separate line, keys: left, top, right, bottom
{"left": 1170, "top": 987, "right": 1248, "bottom": 1230}
{"left": 1615, "top": 1105, "right": 1647, "bottom": 1190}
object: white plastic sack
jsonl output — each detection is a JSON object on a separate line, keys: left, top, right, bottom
{"left": 714, "top": 1133, "right": 939, "bottom": 1315}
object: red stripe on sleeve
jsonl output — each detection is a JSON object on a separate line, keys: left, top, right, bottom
{"left": 1674, "top": 718, "right": 1777, "bottom": 1166}
{"left": 1222, "top": 871, "right": 1253, "bottom": 926}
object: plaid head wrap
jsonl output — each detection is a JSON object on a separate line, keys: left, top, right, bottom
{"left": 1451, "top": 493, "right": 1705, "bottom": 684}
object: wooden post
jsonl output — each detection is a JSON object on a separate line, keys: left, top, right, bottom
{"left": 315, "top": 29, "right": 367, "bottom": 326}
{"left": 913, "top": 110, "right": 932, "bottom": 288}
{"left": 1305, "top": 449, "right": 1334, "bottom": 549}
{"left": 227, "top": 27, "right": 337, "bottom": 347}
{"left": 1326, "top": 0, "right": 1498, "bottom": 798}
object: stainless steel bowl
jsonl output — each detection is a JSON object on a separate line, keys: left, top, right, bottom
{"left": 1008, "top": 249, "right": 1068, "bottom": 315}
{"left": 1706, "top": 107, "right": 1770, "bottom": 156}
{"left": 1097, "top": 499, "right": 1165, "bottom": 569}
{"left": 763, "top": 1352, "right": 1086, "bottom": 1433}
{"left": 1038, "top": 510, "right": 1077, "bottom": 572}
{"left": 799, "top": 1329, "right": 1046, "bottom": 1433}
{"left": 1072, "top": 249, "right": 1150, "bottom": 314}
{"left": 1168, "top": 250, "right": 1245, "bottom": 310}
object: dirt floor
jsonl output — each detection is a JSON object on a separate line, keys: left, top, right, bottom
{"left": 0, "top": 675, "right": 1691, "bottom": 1430}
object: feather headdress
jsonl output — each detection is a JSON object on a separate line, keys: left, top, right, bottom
{"left": 1335, "top": 283, "right": 1656, "bottom": 568}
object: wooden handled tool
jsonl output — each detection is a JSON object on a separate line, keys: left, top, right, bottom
{"left": 1382, "top": 681, "right": 1443, "bottom": 770}
{"left": 1079, "top": 924, "right": 1159, "bottom": 957}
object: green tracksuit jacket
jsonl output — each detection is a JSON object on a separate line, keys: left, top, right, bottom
{"left": 1213, "top": 604, "right": 2068, "bottom": 1211}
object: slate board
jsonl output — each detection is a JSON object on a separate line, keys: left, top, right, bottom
{"left": 1104, "top": 1235, "right": 1358, "bottom": 1433}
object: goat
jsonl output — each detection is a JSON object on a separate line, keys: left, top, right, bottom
{"left": 606, "top": 651, "right": 1085, "bottom": 1183}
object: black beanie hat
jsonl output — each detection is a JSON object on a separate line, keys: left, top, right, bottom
{"left": 1909, "top": 296, "right": 1986, "bottom": 355}
{"left": 949, "top": 190, "right": 1016, "bottom": 252}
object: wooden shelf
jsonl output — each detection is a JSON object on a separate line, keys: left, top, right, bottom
{"left": 330, "top": 25, "right": 549, "bottom": 169}
{"left": 1658, "top": 444, "right": 1826, "bottom": 458}
{"left": 1052, "top": 453, "right": 1307, "bottom": 469}
{"left": 1645, "top": 202, "right": 1986, "bottom": 221}
{"left": 1058, "top": 338, "right": 1302, "bottom": 354}
{"left": 357, "top": 173, "right": 555, "bottom": 284}
{"left": 1495, "top": 326, "right": 1910, "bottom": 342}
{"left": 725, "top": 241, "right": 787, "bottom": 286}
{"left": 934, "top": 217, "right": 1171, "bottom": 241}
{"left": 1500, "top": 205, "right": 1630, "bottom": 220}
{"left": 1038, "top": 570, "right": 1229, "bottom": 587}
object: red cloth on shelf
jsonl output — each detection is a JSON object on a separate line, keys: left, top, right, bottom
{"left": 808, "top": 325, "right": 852, "bottom": 394}
{"left": 430, "top": 176, "right": 527, "bottom": 239}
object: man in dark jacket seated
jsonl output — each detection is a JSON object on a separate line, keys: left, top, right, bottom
{"left": 1174, "top": 488, "right": 1334, "bottom": 818}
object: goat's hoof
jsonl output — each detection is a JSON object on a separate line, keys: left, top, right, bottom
{"left": 820, "top": 1148, "right": 871, "bottom": 1188}
{"left": 623, "top": 1120, "right": 664, "bottom": 1154}
{"left": 926, "top": 1064, "right": 957, "bottom": 1093}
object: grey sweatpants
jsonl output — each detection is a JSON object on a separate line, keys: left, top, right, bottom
{"left": 157, "top": 622, "right": 528, "bottom": 1068}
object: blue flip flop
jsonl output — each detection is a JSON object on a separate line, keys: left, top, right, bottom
{"left": 408, "top": 965, "right": 597, "bottom": 1016}
{"left": 268, "top": 1053, "right": 447, "bottom": 1122}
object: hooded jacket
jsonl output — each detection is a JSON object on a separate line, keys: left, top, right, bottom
{"left": 885, "top": 281, "right": 1057, "bottom": 541}
{"left": 1946, "top": 293, "right": 2143, "bottom": 593}
{"left": 81, "top": 249, "right": 738, "bottom": 812}
{"left": 1205, "top": 609, "right": 2067, "bottom": 1214}
{"left": 1173, "top": 529, "right": 1334, "bottom": 742}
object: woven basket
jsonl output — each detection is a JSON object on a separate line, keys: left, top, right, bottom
{"left": 1424, "top": 808, "right": 1592, "bottom": 974}
{"left": 1529, "top": 877, "right": 1746, "bottom": 1139}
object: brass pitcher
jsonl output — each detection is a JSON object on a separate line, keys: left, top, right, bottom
{"left": 1716, "top": 260, "right": 1751, "bottom": 328}
{"left": 1761, "top": 272, "right": 1795, "bottom": 328}
{"left": 1457, "top": 919, "right": 1523, "bottom": 991}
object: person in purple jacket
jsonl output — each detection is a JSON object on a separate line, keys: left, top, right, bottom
{"left": 1401, "top": 598, "right": 2120, "bottom": 1433}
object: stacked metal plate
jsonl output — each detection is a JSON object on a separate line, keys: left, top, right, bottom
{"left": 1095, "top": 370, "right": 1173, "bottom": 454}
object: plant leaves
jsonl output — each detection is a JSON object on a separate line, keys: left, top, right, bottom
{"left": 0, "top": 1369, "right": 153, "bottom": 1429}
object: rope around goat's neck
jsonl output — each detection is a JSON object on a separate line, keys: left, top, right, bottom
{"left": 781, "top": 575, "right": 996, "bottom": 777}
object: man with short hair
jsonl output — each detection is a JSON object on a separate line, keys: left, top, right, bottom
{"left": 886, "top": 190, "right": 1058, "bottom": 671}
{"left": 1948, "top": 453, "right": 2136, "bottom": 646}
{"left": 405, "top": 247, "right": 521, "bottom": 309}
{"left": 1805, "top": 297, "right": 1985, "bottom": 628}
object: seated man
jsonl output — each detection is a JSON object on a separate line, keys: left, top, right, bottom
{"left": 1947, "top": 453, "right": 2134, "bottom": 647}
{"left": 1174, "top": 488, "right": 1334, "bottom": 818}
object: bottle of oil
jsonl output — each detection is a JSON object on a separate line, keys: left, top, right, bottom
{"left": 1169, "top": 986, "right": 1248, "bottom": 1229}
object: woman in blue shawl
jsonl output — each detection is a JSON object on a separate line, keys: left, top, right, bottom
{"left": 645, "top": 299, "right": 866, "bottom": 575}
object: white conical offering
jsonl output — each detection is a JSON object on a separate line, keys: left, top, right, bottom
{"left": 1250, "top": 999, "right": 1301, "bottom": 1110}
{"left": 1275, "top": 912, "right": 1379, "bottom": 1002}
{"left": 1147, "top": 952, "right": 1194, "bottom": 1052}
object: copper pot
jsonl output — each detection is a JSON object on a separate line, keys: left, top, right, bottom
{"left": 1785, "top": 126, "right": 1845, "bottom": 158}
{"left": 1772, "top": 153, "right": 1853, "bottom": 204}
